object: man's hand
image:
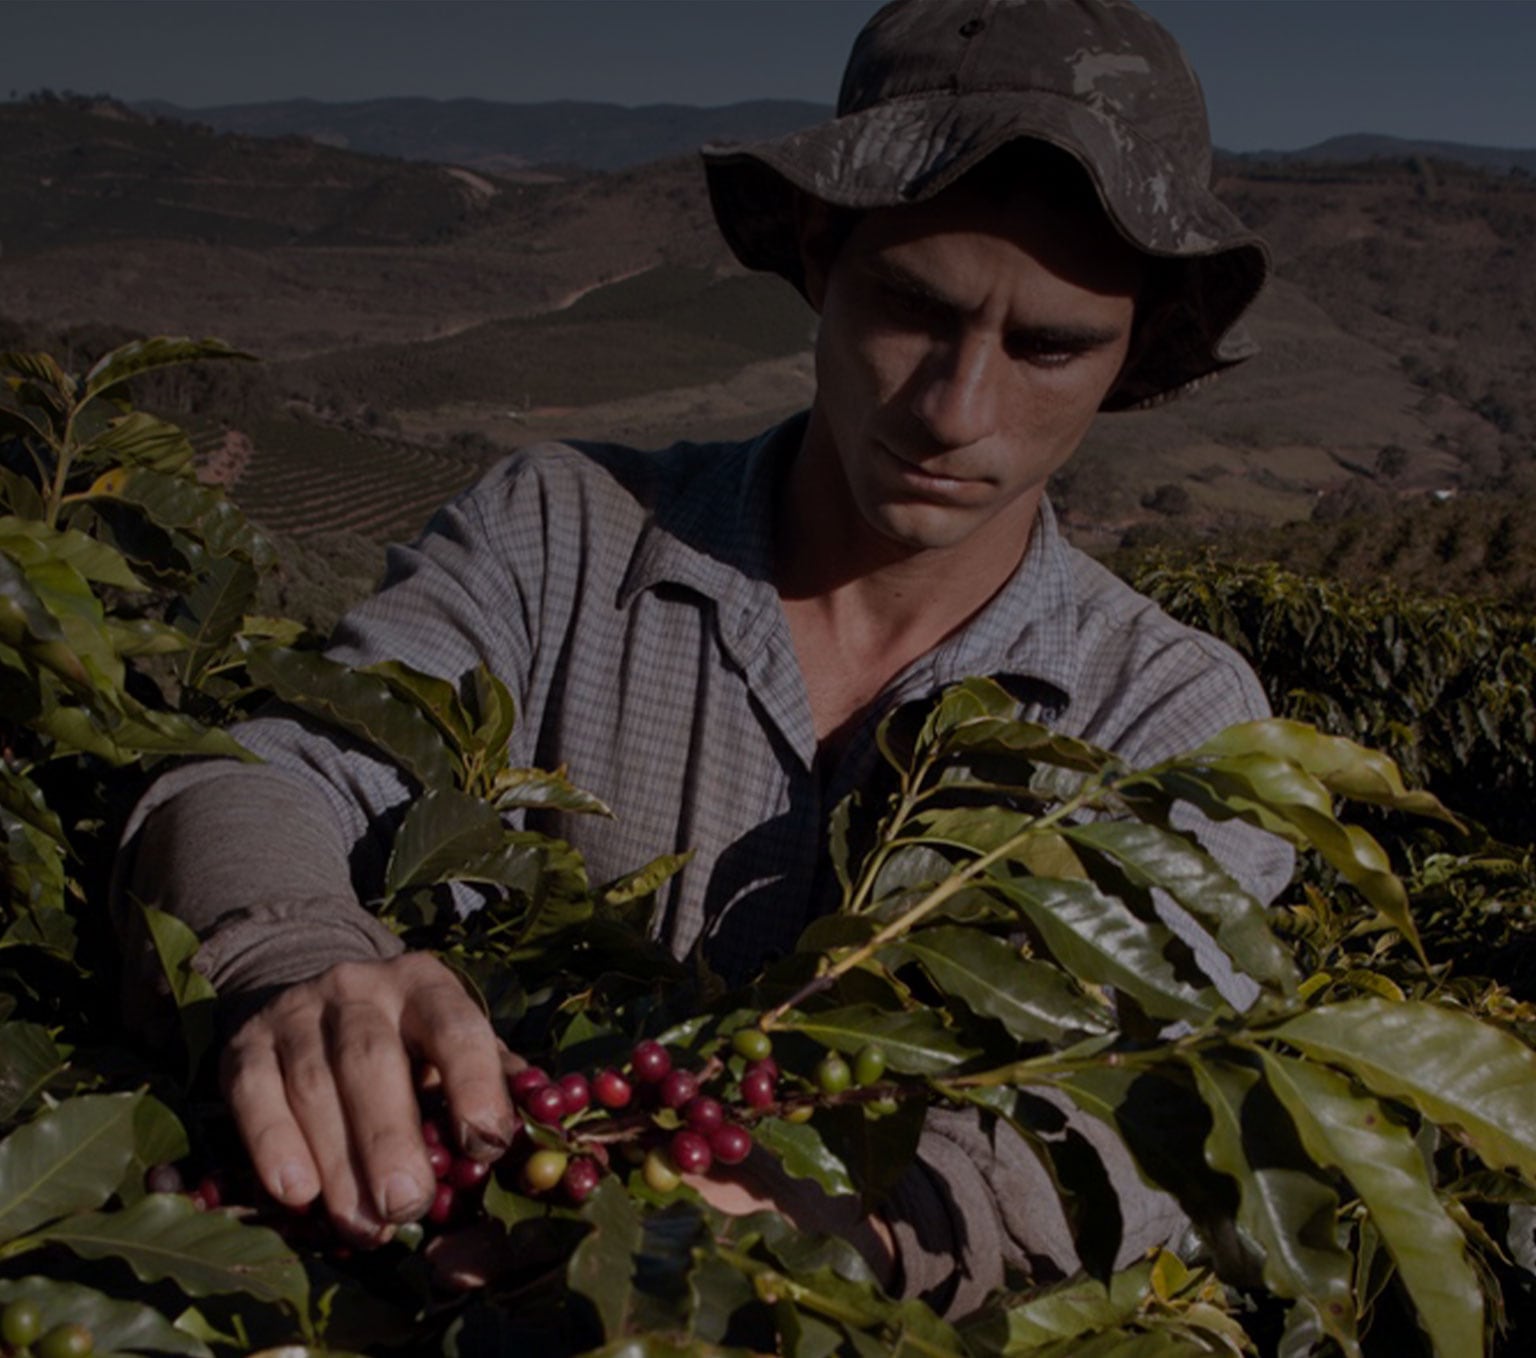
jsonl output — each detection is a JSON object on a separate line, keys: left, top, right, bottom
{"left": 220, "top": 951, "right": 516, "bottom": 1243}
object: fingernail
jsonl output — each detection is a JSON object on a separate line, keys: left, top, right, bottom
{"left": 379, "top": 1172, "right": 427, "bottom": 1219}
{"left": 459, "top": 1121, "right": 510, "bottom": 1159}
{"left": 275, "top": 1163, "right": 314, "bottom": 1202}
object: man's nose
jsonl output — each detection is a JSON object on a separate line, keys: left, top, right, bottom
{"left": 909, "top": 330, "right": 1003, "bottom": 448}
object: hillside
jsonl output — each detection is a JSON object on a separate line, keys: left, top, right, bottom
{"left": 134, "top": 95, "right": 833, "bottom": 174}
{"left": 3, "top": 96, "right": 1534, "bottom": 595}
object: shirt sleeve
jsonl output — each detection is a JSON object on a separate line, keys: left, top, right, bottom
{"left": 117, "top": 459, "right": 549, "bottom": 1012}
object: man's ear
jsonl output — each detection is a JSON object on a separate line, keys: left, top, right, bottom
{"left": 793, "top": 192, "right": 843, "bottom": 313}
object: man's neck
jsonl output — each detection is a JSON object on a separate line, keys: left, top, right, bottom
{"left": 773, "top": 411, "right": 1039, "bottom": 748}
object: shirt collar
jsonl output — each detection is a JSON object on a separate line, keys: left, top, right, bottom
{"left": 620, "top": 411, "right": 1081, "bottom": 707}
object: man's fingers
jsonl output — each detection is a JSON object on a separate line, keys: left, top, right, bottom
{"left": 221, "top": 1025, "right": 320, "bottom": 1209}
{"left": 402, "top": 977, "right": 516, "bottom": 1159}
{"left": 327, "top": 997, "right": 436, "bottom": 1223}
{"left": 273, "top": 1019, "right": 382, "bottom": 1240}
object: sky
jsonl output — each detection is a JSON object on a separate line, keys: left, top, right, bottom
{"left": 2, "top": 0, "right": 1534, "bottom": 153}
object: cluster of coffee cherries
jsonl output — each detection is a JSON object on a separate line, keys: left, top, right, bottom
{"left": 500, "top": 1031, "right": 781, "bottom": 1207}
{"left": 0, "top": 1300, "right": 93, "bottom": 1358}
{"left": 141, "top": 1028, "right": 894, "bottom": 1258}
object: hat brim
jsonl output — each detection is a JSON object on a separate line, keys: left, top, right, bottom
{"left": 702, "top": 90, "right": 1268, "bottom": 411}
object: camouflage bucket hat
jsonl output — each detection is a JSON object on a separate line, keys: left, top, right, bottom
{"left": 701, "top": 0, "right": 1269, "bottom": 410}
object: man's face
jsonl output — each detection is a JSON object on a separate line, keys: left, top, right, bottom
{"left": 801, "top": 182, "right": 1142, "bottom": 557}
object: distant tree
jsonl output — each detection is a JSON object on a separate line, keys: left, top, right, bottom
{"left": 1376, "top": 444, "right": 1410, "bottom": 480}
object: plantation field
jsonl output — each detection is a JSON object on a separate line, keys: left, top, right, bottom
{"left": 233, "top": 415, "right": 487, "bottom": 544}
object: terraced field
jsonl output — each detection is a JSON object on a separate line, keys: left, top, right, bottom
{"left": 235, "top": 416, "right": 487, "bottom": 544}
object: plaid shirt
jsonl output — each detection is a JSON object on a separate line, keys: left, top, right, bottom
{"left": 126, "top": 411, "right": 1291, "bottom": 1310}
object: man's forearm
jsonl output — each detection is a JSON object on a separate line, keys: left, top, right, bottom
{"left": 120, "top": 763, "right": 404, "bottom": 1003}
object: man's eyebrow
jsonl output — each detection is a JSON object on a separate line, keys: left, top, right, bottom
{"left": 861, "top": 258, "right": 955, "bottom": 306}
{"left": 1011, "top": 321, "right": 1125, "bottom": 348}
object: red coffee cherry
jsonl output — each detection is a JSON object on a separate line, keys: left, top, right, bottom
{"left": 740, "top": 1067, "right": 776, "bottom": 1110}
{"left": 427, "top": 1182, "right": 456, "bottom": 1226}
{"left": 670, "top": 1130, "right": 713, "bottom": 1175}
{"left": 426, "top": 1144, "right": 454, "bottom": 1179}
{"left": 524, "top": 1149, "right": 570, "bottom": 1194}
{"left": 709, "top": 1123, "right": 753, "bottom": 1166}
{"left": 558, "top": 1072, "right": 592, "bottom": 1114}
{"left": 420, "top": 1118, "right": 446, "bottom": 1147}
{"left": 659, "top": 1069, "right": 700, "bottom": 1110}
{"left": 145, "top": 1162, "right": 185, "bottom": 1194}
{"left": 526, "top": 1084, "right": 569, "bottom": 1126}
{"left": 196, "top": 1175, "right": 223, "bottom": 1210}
{"left": 631, "top": 1040, "right": 672, "bottom": 1083}
{"left": 563, "top": 1157, "right": 602, "bottom": 1204}
{"left": 747, "top": 1056, "right": 779, "bottom": 1082}
{"left": 684, "top": 1095, "right": 724, "bottom": 1132}
{"left": 593, "top": 1067, "right": 633, "bottom": 1109}
{"left": 510, "top": 1066, "right": 551, "bottom": 1100}
{"left": 448, "top": 1157, "right": 491, "bottom": 1190}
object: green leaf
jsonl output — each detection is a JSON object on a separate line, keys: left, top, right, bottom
{"left": 0, "top": 1023, "right": 67, "bottom": 1123}
{"left": 385, "top": 788, "right": 507, "bottom": 896}
{"left": 38, "top": 698, "right": 248, "bottom": 767}
{"left": 567, "top": 1182, "right": 703, "bottom": 1340}
{"left": 0, "top": 551, "right": 68, "bottom": 645}
{"left": 0, "top": 517, "right": 146, "bottom": 590}
{"left": 567, "top": 1180, "right": 639, "bottom": 1338}
{"left": 1062, "top": 820, "right": 1297, "bottom": 995}
{"left": 0, "top": 467, "right": 46, "bottom": 519}
{"left": 1145, "top": 755, "right": 1423, "bottom": 962}
{"left": 141, "top": 905, "right": 218, "bottom": 1082}
{"left": 881, "top": 926, "right": 1113, "bottom": 1044}
{"left": 467, "top": 663, "right": 518, "bottom": 764}
{"left": 1260, "top": 1051, "right": 1482, "bottom": 1358}
{"left": 493, "top": 765, "right": 614, "bottom": 816}
{"left": 38, "top": 1192, "right": 308, "bottom": 1311}
{"left": 1271, "top": 999, "right": 1536, "bottom": 1182}
{"left": 1186, "top": 1056, "right": 1359, "bottom": 1355}
{"left": 602, "top": 852, "right": 691, "bottom": 908}
{"left": 0, "top": 1092, "right": 143, "bottom": 1242}
{"left": 754, "top": 1118, "right": 856, "bottom": 1198}
{"left": 1194, "top": 720, "right": 1460, "bottom": 826}
{"left": 82, "top": 336, "right": 254, "bottom": 401}
{"left": 988, "top": 875, "right": 1219, "bottom": 1024}
{"left": 106, "top": 617, "right": 190, "bottom": 657}
{"left": 781, "top": 1004, "right": 978, "bottom": 1076}
{"left": 2, "top": 349, "right": 75, "bottom": 398}
{"left": 81, "top": 409, "right": 197, "bottom": 474}
{"left": 957, "top": 1260, "right": 1152, "bottom": 1350}
{"left": 362, "top": 658, "right": 473, "bottom": 750}
{"left": 85, "top": 466, "right": 274, "bottom": 568}
{"left": 121, "top": 1095, "right": 190, "bottom": 1208}
{"left": 0, "top": 1276, "right": 212, "bottom": 1356}
{"left": 244, "top": 645, "right": 455, "bottom": 791}
{"left": 173, "top": 554, "right": 259, "bottom": 689}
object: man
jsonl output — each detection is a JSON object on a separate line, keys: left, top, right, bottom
{"left": 124, "top": 0, "right": 1291, "bottom": 1315}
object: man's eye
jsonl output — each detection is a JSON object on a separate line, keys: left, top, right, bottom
{"left": 1007, "top": 335, "right": 1086, "bottom": 367}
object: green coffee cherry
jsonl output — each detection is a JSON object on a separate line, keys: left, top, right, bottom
{"left": 36, "top": 1321, "right": 96, "bottom": 1358}
{"left": 642, "top": 1147, "right": 682, "bottom": 1193}
{"left": 2, "top": 1297, "right": 44, "bottom": 1349}
{"left": 731, "top": 1028, "right": 773, "bottom": 1062}
{"left": 814, "top": 1053, "right": 852, "bottom": 1095}
{"left": 853, "top": 1044, "right": 887, "bottom": 1087}
{"left": 394, "top": 1220, "right": 426, "bottom": 1249}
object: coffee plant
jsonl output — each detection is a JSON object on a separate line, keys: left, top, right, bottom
{"left": 4, "top": 340, "right": 1536, "bottom": 1356}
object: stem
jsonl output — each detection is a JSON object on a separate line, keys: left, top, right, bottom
{"left": 715, "top": 1246, "right": 961, "bottom": 1357}
{"left": 761, "top": 782, "right": 1105, "bottom": 1029}
{"left": 44, "top": 408, "right": 79, "bottom": 529}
